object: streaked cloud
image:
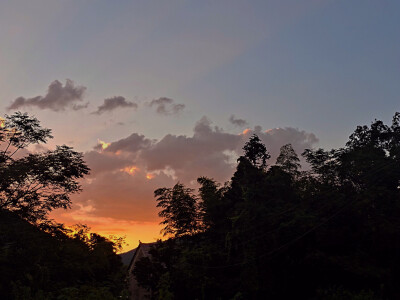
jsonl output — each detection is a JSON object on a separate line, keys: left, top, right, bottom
{"left": 148, "top": 97, "right": 185, "bottom": 116}
{"left": 93, "top": 96, "right": 138, "bottom": 115}
{"left": 7, "top": 79, "right": 87, "bottom": 111}
{"left": 229, "top": 115, "right": 248, "bottom": 127}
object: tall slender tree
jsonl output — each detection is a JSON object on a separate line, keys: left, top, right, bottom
{"left": 242, "top": 134, "right": 270, "bottom": 169}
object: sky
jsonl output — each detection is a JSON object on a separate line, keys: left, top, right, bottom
{"left": 1, "top": 0, "right": 399, "bottom": 251}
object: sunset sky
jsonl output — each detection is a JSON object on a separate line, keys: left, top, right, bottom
{"left": 1, "top": 0, "right": 399, "bottom": 251}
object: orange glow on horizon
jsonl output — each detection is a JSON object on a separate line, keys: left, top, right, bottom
{"left": 50, "top": 209, "right": 163, "bottom": 253}
{"left": 120, "top": 166, "right": 139, "bottom": 175}
{"left": 242, "top": 128, "right": 251, "bottom": 135}
{"left": 146, "top": 173, "right": 155, "bottom": 180}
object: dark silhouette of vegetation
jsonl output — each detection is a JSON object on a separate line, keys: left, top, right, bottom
{"left": 155, "top": 184, "right": 200, "bottom": 237}
{"left": 242, "top": 134, "right": 270, "bottom": 169}
{"left": 0, "top": 113, "right": 127, "bottom": 299}
{"left": 133, "top": 113, "right": 400, "bottom": 299}
{"left": 0, "top": 112, "right": 90, "bottom": 223}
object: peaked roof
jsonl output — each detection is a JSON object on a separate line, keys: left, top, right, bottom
{"left": 128, "top": 242, "right": 155, "bottom": 271}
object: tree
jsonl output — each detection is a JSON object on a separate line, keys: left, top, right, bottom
{"left": 0, "top": 209, "right": 126, "bottom": 299}
{"left": 138, "top": 113, "right": 400, "bottom": 299}
{"left": 242, "top": 134, "right": 270, "bottom": 169}
{"left": 155, "top": 183, "right": 200, "bottom": 237}
{"left": 0, "top": 112, "right": 89, "bottom": 222}
{"left": 197, "top": 176, "right": 227, "bottom": 230}
{"left": 276, "top": 143, "right": 301, "bottom": 176}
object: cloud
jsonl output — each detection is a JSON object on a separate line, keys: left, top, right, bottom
{"left": 86, "top": 116, "right": 318, "bottom": 185}
{"left": 84, "top": 150, "right": 133, "bottom": 176}
{"left": 140, "top": 117, "right": 241, "bottom": 181}
{"left": 72, "top": 102, "right": 89, "bottom": 111}
{"left": 242, "top": 126, "right": 319, "bottom": 165}
{"left": 7, "top": 79, "right": 87, "bottom": 111}
{"left": 62, "top": 117, "right": 318, "bottom": 241}
{"left": 148, "top": 97, "right": 185, "bottom": 115}
{"left": 105, "top": 133, "right": 152, "bottom": 154}
{"left": 229, "top": 115, "right": 248, "bottom": 127}
{"left": 93, "top": 96, "right": 138, "bottom": 115}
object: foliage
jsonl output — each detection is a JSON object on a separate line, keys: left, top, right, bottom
{"left": 0, "top": 112, "right": 89, "bottom": 223}
{"left": 276, "top": 143, "right": 301, "bottom": 176}
{"left": 133, "top": 113, "right": 400, "bottom": 299}
{"left": 242, "top": 134, "right": 270, "bottom": 169}
{"left": 0, "top": 112, "right": 126, "bottom": 298}
{"left": 0, "top": 210, "right": 127, "bottom": 299}
{"left": 155, "top": 183, "right": 200, "bottom": 237}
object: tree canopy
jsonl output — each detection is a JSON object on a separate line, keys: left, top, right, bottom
{"left": 155, "top": 183, "right": 200, "bottom": 237}
{"left": 242, "top": 134, "right": 270, "bottom": 169}
{"left": 0, "top": 112, "right": 126, "bottom": 299}
{"left": 0, "top": 112, "right": 89, "bottom": 222}
{"left": 133, "top": 112, "right": 400, "bottom": 300}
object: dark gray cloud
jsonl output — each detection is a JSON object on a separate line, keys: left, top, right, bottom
{"left": 93, "top": 96, "right": 138, "bottom": 115}
{"left": 105, "top": 133, "right": 152, "bottom": 154}
{"left": 148, "top": 97, "right": 185, "bottom": 115}
{"left": 92, "top": 116, "right": 318, "bottom": 183}
{"left": 242, "top": 127, "right": 319, "bottom": 166}
{"left": 140, "top": 117, "right": 240, "bottom": 181}
{"left": 7, "top": 79, "right": 86, "bottom": 111}
{"left": 229, "top": 115, "right": 248, "bottom": 127}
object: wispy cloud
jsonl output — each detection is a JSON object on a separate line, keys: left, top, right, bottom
{"left": 148, "top": 97, "right": 185, "bottom": 116}
{"left": 7, "top": 79, "right": 87, "bottom": 111}
{"left": 229, "top": 115, "right": 248, "bottom": 127}
{"left": 93, "top": 96, "right": 138, "bottom": 115}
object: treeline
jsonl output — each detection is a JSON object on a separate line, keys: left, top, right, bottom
{"left": 0, "top": 212, "right": 126, "bottom": 299}
{"left": 133, "top": 113, "right": 400, "bottom": 300}
{"left": 0, "top": 113, "right": 127, "bottom": 299}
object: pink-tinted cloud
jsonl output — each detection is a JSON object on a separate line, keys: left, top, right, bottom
{"left": 54, "top": 117, "right": 318, "bottom": 249}
{"left": 74, "top": 116, "right": 318, "bottom": 219}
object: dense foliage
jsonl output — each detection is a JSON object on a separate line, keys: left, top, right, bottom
{"left": 0, "top": 112, "right": 89, "bottom": 223}
{"left": 0, "top": 211, "right": 127, "bottom": 299}
{"left": 0, "top": 113, "right": 126, "bottom": 299}
{"left": 134, "top": 113, "right": 400, "bottom": 300}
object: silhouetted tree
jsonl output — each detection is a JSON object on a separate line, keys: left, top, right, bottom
{"left": 0, "top": 113, "right": 126, "bottom": 299}
{"left": 135, "top": 113, "right": 400, "bottom": 300}
{"left": 0, "top": 112, "right": 89, "bottom": 223}
{"left": 197, "top": 177, "right": 228, "bottom": 230}
{"left": 242, "top": 134, "right": 270, "bottom": 169}
{"left": 155, "top": 183, "right": 200, "bottom": 237}
{"left": 276, "top": 143, "right": 301, "bottom": 176}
